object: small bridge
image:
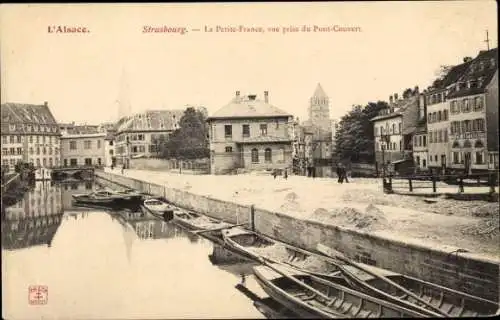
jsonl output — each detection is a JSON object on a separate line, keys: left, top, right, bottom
{"left": 52, "top": 166, "right": 97, "bottom": 179}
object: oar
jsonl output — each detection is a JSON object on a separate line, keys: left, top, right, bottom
{"left": 192, "top": 222, "right": 248, "bottom": 234}
{"left": 317, "top": 243, "right": 450, "bottom": 317}
{"left": 255, "top": 257, "right": 345, "bottom": 318}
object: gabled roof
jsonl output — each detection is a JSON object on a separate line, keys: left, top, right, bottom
{"left": 312, "top": 83, "right": 328, "bottom": 98}
{"left": 208, "top": 94, "right": 292, "bottom": 120}
{"left": 116, "top": 109, "right": 185, "bottom": 133}
{"left": 1, "top": 102, "right": 60, "bottom": 135}
{"left": 430, "top": 61, "right": 472, "bottom": 91}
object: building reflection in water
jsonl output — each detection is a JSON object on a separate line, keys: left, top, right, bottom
{"left": 2, "top": 180, "right": 64, "bottom": 250}
{"left": 114, "top": 210, "right": 187, "bottom": 240}
{"left": 60, "top": 180, "right": 95, "bottom": 211}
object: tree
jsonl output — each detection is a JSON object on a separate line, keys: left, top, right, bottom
{"left": 334, "top": 101, "right": 388, "bottom": 163}
{"left": 163, "top": 107, "right": 210, "bottom": 159}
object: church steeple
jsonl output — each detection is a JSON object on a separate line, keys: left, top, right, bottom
{"left": 308, "top": 83, "right": 331, "bottom": 133}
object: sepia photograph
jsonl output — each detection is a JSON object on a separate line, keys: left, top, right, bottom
{"left": 1, "top": 1, "right": 499, "bottom": 319}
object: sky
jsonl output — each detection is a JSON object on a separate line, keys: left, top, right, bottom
{"left": 0, "top": 2, "right": 498, "bottom": 124}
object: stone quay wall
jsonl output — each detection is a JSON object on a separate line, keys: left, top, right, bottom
{"left": 95, "top": 170, "right": 500, "bottom": 302}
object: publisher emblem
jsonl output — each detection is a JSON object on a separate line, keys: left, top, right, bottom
{"left": 29, "top": 285, "right": 48, "bottom": 305}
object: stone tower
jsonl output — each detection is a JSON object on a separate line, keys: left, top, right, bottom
{"left": 308, "top": 83, "right": 331, "bottom": 136}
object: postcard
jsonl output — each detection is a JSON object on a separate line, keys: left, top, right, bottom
{"left": 1, "top": 2, "right": 499, "bottom": 319}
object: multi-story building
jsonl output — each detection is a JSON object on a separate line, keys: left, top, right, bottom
{"left": 447, "top": 48, "right": 498, "bottom": 174}
{"left": 114, "top": 109, "right": 184, "bottom": 167}
{"left": 424, "top": 59, "right": 472, "bottom": 173}
{"left": 371, "top": 89, "right": 420, "bottom": 174}
{"left": 413, "top": 94, "right": 428, "bottom": 171}
{"left": 1, "top": 102, "right": 61, "bottom": 172}
{"left": 60, "top": 131, "right": 107, "bottom": 167}
{"left": 104, "top": 130, "right": 116, "bottom": 167}
{"left": 207, "top": 91, "right": 294, "bottom": 174}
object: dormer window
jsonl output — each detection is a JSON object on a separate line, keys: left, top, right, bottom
{"left": 490, "top": 58, "right": 496, "bottom": 68}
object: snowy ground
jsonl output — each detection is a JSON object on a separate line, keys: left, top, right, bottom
{"left": 104, "top": 168, "right": 499, "bottom": 258}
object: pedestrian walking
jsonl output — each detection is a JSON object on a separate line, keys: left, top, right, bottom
{"left": 284, "top": 168, "right": 288, "bottom": 180}
{"left": 336, "top": 164, "right": 342, "bottom": 183}
{"left": 121, "top": 164, "right": 125, "bottom": 175}
{"left": 272, "top": 169, "right": 277, "bottom": 179}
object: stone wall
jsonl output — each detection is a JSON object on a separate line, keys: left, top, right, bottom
{"left": 96, "top": 170, "right": 499, "bottom": 302}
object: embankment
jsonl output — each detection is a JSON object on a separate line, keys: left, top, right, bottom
{"left": 96, "top": 171, "right": 500, "bottom": 302}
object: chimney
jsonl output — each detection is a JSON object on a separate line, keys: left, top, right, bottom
{"left": 264, "top": 91, "right": 269, "bottom": 103}
{"left": 235, "top": 91, "right": 240, "bottom": 98}
{"left": 394, "top": 93, "right": 399, "bottom": 101}
{"left": 414, "top": 86, "right": 419, "bottom": 94}
{"left": 248, "top": 95, "right": 257, "bottom": 101}
{"left": 463, "top": 57, "right": 473, "bottom": 63}
{"left": 389, "top": 95, "right": 393, "bottom": 104}
{"left": 44, "top": 101, "right": 48, "bottom": 107}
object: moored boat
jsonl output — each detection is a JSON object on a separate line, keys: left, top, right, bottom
{"left": 253, "top": 263, "right": 425, "bottom": 318}
{"left": 221, "top": 228, "right": 345, "bottom": 282}
{"left": 223, "top": 229, "right": 499, "bottom": 317}
{"left": 72, "top": 190, "right": 121, "bottom": 205}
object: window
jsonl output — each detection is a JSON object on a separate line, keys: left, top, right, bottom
{"left": 16, "top": 135, "right": 21, "bottom": 143}
{"left": 393, "top": 142, "right": 397, "bottom": 150}
{"left": 474, "top": 140, "right": 484, "bottom": 148}
{"left": 70, "top": 159, "right": 77, "bottom": 166}
{"left": 429, "top": 131, "right": 433, "bottom": 143}
{"left": 49, "top": 158, "right": 53, "bottom": 167}
{"left": 416, "top": 156, "right": 420, "bottom": 166}
{"left": 85, "top": 158, "right": 92, "bottom": 165}
{"left": 109, "top": 140, "right": 114, "bottom": 146}
{"left": 98, "top": 158, "right": 102, "bottom": 166}
{"left": 225, "top": 146, "right": 233, "bottom": 153}
{"left": 434, "top": 155, "right": 438, "bottom": 162}
{"left": 224, "top": 125, "right": 232, "bottom": 138}
{"left": 399, "top": 141, "right": 402, "bottom": 151}
{"left": 438, "top": 111, "right": 442, "bottom": 121}
{"left": 43, "top": 147, "right": 46, "bottom": 155}
{"left": 392, "top": 124, "right": 396, "bottom": 134}
{"left": 84, "top": 140, "right": 91, "bottom": 149}
{"left": 463, "top": 140, "right": 472, "bottom": 148}
{"left": 438, "top": 130, "right": 442, "bottom": 143}
{"left": 398, "top": 123, "right": 401, "bottom": 134}
{"left": 251, "top": 148, "right": 259, "bottom": 163}
{"left": 462, "top": 99, "right": 470, "bottom": 112}
{"left": 443, "top": 130, "right": 448, "bottom": 142}
{"left": 476, "top": 152, "right": 483, "bottom": 164}
{"left": 9, "top": 147, "right": 14, "bottom": 155}
{"left": 9, "top": 136, "right": 14, "bottom": 143}
{"left": 417, "top": 136, "right": 422, "bottom": 147}
{"left": 97, "top": 140, "right": 101, "bottom": 148}
{"left": 16, "top": 147, "right": 22, "bottom": 155}
{"left": 423, "top": 136, "right": 427, "bottom": 147}
{"left": 443, "top": 109, "right": 448, "bottom": 121}
{"left": 36, "top": 159, "right": 41, "bottom": 167}
{"left": 453, "top": 152, "right": 459, "bottom": 164}
{"left": 422, "top": 159, "right": 426, "bottom": 168}
{"left": 70, "top": 141, "right": 77, "bottom": 150}
{"left": 275, "top": 121, "right": 280, "bottom": 129}
{"left": 264, "top": 148, "right": 272, "bottom": 162}
{"left": 242, "top": 124, "right": 250, "bottom": 137}
{"left": 260, "top": 124, "right": 268, "bottom": 136}
{"left": 376, "top": 142, "right": 379, "bottom": 151}
{"left": 64, "top": 159, "right": 68, "bottom": 167}
{"left": 42, "top": 158, "right": 46, "bottom": 167}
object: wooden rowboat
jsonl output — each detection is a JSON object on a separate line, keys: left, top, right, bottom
{"left": 223, "top": 228, "right": 499, "bottom": 317}
{"left": 253, "top": 263, "right": 426, "bottom": 318}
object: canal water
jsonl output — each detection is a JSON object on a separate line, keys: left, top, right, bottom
{"left": 2, "top": 179, "right": 270, "bottom": 319}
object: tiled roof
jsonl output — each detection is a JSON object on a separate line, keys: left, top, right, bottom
{"left": 1, "top": 102, "right": 60, "bottom": 135}
{"left": 370, "top": 111, "right": 403, "bottom": 122}
{"left": 116, "top": 109, "right": 185, "bottom": 133}
{"left": 430, "top": 61, "right": 472, "bottom": 91}
{"left": 447, "top": 48, "right": 498, "bottom": 99}
{"left": 209, "top": 94, "right": 292, "bottom": 120}
{"left": 235, "top": 136, "right": 292, "bottom": 144}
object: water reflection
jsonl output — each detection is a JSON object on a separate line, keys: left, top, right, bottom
{"left": 2, "top": 180, "right": 270, "bottom": 319}
{"left": 2, "top": 181, "right": 63, "bottom": 250}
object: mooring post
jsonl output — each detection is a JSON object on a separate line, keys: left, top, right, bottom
{"left": 432, "top": 174, "right": 437, "bottom": 193}
{"left": 250, "top": 204, "right": 255, "bottom": 231}
{"left": 408, "top": 178, "right": 413, "bottom": 192}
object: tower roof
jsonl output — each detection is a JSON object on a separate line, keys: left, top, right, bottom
{"left": 312, "top": 83, "right": 328, "bottom": 98}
